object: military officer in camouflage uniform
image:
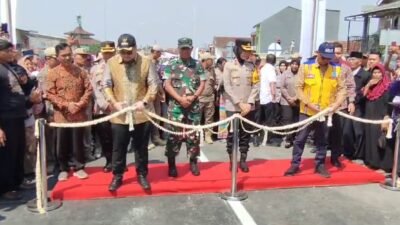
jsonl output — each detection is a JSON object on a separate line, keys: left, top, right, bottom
{"left": 164, "top": 38, "right": 206, "bottom": 177}
{"left": 223, "top": 39, "right": 259, "bottom": 173}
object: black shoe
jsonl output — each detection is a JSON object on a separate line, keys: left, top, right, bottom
{"left": 310, "top": 148, "right": 317, "bottom": 154}
{"left": 1, "top": 191, "right": 23, "bottom": 201}
{"left": 284, "top": 165, "right": 300, "bottom": 176}
{"left": 315, "top": 165, "right": 331, "bottom": 178}
{"left": 284, "top": 142, "right": 293, "bottom": 149}
{"left": 239, "top": 153, "right": 249, "bottom": 173}
{"left": 190, "top": 158, "right": 200, "bottom": 176}
{"left": 103, "top": 163, "right": 112, "bottom": 173}
{"left": 331, "top": 158, "right": 343, "bottom": 169}
{"left": 138, "top": 175, "right": 151, "bottom": 190}
{"left": 108, "top": 175, "right": 123, "bottom": 192}
{"left": 168, "top": 157, "right": 178, "bottom": 177}
{"left": 239, "top": 161, "right": 249, "bottom": 173}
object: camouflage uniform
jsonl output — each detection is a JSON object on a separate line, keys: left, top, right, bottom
{"left": 164, "top": 57, "right": 206, "bottom": 158}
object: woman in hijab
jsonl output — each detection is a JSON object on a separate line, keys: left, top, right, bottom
{"left": 222, "top": 39, "right": 259, "bottom": 172}
{"left": 362, "top": 64, "right": 394, "bottom": 172}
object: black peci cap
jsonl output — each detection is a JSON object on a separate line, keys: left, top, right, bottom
{"left": 117, "top": 34, "right": 136, "bottom": 51}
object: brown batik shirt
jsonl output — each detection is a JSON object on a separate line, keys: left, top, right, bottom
{"left": 46, "top": 64, "right": 93, "bottom": 123}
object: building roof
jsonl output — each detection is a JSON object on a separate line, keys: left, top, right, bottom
{"left": 64, "top": 26, "right": 94, "bottom": 36}
{"left": 362, "top": 1, "right": 400, "bottom": 14}
{"left": 254, "top": 6, "right": 340, "bottom": 27}
{"left": 17, "top": 28, "right": 66, "bottom": 40}
{"left": 378, "top": 0, "right": 398, "bottom": 6}
{"left": 346, "top": 1, "right": 400, "bottom": 20}
{"left": 213, "top": 36, "right": 251, "bottom": 48}
{"left": 76, "top": 37, "right": 100, "bottom": 46}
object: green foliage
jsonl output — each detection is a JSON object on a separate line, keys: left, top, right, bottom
{"left": 87, "top": 44, "right": 100, "bottom": 54}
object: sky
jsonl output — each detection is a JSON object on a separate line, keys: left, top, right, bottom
{"left": 12, "top": 0, "right": 380, "bottom": 48}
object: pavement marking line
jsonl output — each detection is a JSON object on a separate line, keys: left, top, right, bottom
{"left": 199, "top": 150, "right": 258, "bottom": 225}
{"left": 227, "top": 201, "right": 258, "bottom": 225}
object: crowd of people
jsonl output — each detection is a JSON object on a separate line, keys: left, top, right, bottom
{"left": 1, "top": 33, "right": 400, "bottom": 200}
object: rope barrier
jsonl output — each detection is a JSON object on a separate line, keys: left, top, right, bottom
{"left": 146, "top": 113, "right": 198, "bottom": 136}
{"left": 240, "top": 119, "right": 314, "bottom": 136}
{"left": 45, "top": 104, "right": 394, "bottom": 139}
{"left": 206, "top": 128, "right": 221, "bottom": 135}
{"left": 335, "top": 111, "right": 393, "bottom": 138}
{"left": 48, "top": 105, "right": 139, "bottom": 128}
{"left": 336, "top": 110, "right": 393, "bottom": 125}
{"left": 238, "top": 108, "right": 331, "bottom": 131}
{"left": 144, "top": 110, "right": 237, "bottom": 130}
{"left": 239, "top": 119, "right": 262, "bottom": 134}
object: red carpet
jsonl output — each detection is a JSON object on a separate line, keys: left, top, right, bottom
{"left": 51, "top": 158, "right": 385, "bottom": 201}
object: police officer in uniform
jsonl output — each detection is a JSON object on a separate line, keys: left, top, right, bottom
{"left": 284, "top": 42, "right": 347, "bottom": 178}
{"left": 222, "top": 39, "right": 259, "bottom": 173}
{"left": 90, "top": 41, "right": 116, "bottom": 172}
{"left": 164, "top": 38, "right": 206, "bottom": 177}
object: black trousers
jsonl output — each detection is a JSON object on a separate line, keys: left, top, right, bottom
{"left": 281, "top": 105, "right": 300, "bottom": 143}
{"left": 327, "top": 112, "right": 346, "bottom": 160}
{"left": 45, "top": 125, "right": 58, "bottom": 174}
{"left": 0, "top": 118, "right": 25, "bottom": 194}
{"left": 45, "top": 125, "right": 56, "bottom": 162}
{"left": 253, "top": 101, "right": 261, "bottom": 125}
{"left": 342, "top": 108, "right": 364, "bottom": 159}
{"left": 260, "top": 103, "right": 279, "bottom": 142}
{"left": 56, "top": 127, "right": 85, "bottom": 172}
{"left": 292, "top": 114, "right": 327, "bottom": 167}
{"left": 112, "top": 122, "right": 150, "bottom": 176}
{"left": 226, "top": 111, "right": 254, "bottom": 154}
{"left": 93, "top": 115, "right": 113, "bottom": 164}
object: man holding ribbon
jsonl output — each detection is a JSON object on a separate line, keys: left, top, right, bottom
{"left": 284, "top": 42, "right": 347, "bottom": 178}
{"left": 103, "top": 34, "right": 158, "bottom": 192}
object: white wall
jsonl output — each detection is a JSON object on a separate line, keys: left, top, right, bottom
{"left": 27, "top": 35, "right": 64, "bottom": 52}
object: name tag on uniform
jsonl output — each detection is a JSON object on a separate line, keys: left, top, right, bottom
{"left": 306, "top": 74, "right": 315, "bottom": 79}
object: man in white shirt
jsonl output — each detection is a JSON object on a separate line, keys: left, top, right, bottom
{"left": 259, "top": 54, "right": 279, "bottom": 146}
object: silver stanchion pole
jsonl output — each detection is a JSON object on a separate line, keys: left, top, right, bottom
{"left": 221, "top": 117, "right": 248, "bottom": 201}
{"left": 27, "top": 119, "right": 62, "bottom": 213}
{"left": 380, "top": 119, "right": 400, "bottom": 191}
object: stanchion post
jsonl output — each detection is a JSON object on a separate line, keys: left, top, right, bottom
{"left": 221, "top": 117, "right": 248, "bottom": 201}
{"left": 27, "top": 119, "right": 62, "bottom": 213}
{"left": 40, "top": 119, "right": 48, "bottom": 210}
{"left": 381, "top": 119, "right": 400, "bottom": 191}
